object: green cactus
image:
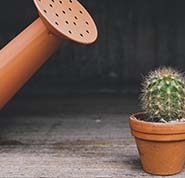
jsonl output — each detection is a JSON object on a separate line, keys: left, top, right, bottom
{"left": 141, "top": 67, "right": 185, "bottom": 122}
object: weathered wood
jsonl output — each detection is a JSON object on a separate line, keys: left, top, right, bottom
{"left": 1, "top": 0, "right": 185, "bottom": 96}
{"left": 0, "top": 96, "right": 184, "bottom": 178}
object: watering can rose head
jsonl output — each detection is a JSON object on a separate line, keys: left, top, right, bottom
{"left": 141, "top": 67, "right": 185, "bottom": 122}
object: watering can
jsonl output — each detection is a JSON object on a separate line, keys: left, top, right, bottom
{"left": 0, "top": 0, "right": 98, "bottom": 109}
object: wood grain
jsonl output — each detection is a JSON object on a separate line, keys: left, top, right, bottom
{"left": 0, "top": 96, "right": 184, "bottom": 177}
{"left": 0, "top": 0, "right": 185, "bottom": 96}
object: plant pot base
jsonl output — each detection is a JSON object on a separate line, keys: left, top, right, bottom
{"left": 143, "top": 167, "right": 182, "bottom": 176}
{"left": 136, "top": 138, "right": 185, "bottom": 175}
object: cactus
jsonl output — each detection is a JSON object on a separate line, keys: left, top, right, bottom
{"left": 141, "top": 67, "right": 185, "bottom": 122}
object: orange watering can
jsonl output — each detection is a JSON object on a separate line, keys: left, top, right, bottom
{"left": 0, "top": 0, "right": 98, "bottom": 109}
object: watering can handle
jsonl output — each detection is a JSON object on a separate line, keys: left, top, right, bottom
{"left": 0, "top": 18, "right": 62, "bottom": 108}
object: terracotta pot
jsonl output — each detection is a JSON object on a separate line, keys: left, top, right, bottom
{"left": 129, "top": 112, "right": 185, "bottom": 175}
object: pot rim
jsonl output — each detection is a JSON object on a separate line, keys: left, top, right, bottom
{"left": 130, "top": 112, "right": 185, "bottom": 136}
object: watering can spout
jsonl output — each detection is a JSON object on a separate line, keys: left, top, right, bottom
{"left": 0, "top": 18, "right": 62, "bottom": 108}
{"left": 0, "top": 0, "right": 98, "bottom": 109}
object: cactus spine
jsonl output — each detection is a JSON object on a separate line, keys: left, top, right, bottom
{"left": 141, "top": 67, "right": 185, "bottom": 122}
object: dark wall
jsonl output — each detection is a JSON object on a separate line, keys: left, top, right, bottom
{"left": 0, "top": 0, "right": 185, "bottom": 96}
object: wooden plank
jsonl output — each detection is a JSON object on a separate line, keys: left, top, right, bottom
{"left": 0, "top": 96, "right": 184, "bottom": 178}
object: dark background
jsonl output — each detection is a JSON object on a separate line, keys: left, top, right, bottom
{"left": 0, "top": 0, "right": 185, "bottom": 99}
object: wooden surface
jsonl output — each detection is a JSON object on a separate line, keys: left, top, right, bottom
{"left": 1, "top": 0, "right": 185, "bottom": 96}
{"left": 0, "top": 96, "right": 185, "bottom": 178}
